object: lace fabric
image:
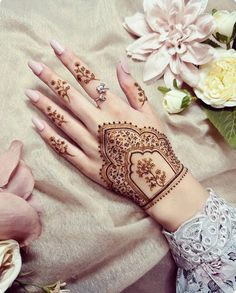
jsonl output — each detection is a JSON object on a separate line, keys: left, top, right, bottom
{"left": 162, "top": 188, "right": 236, "bottom": 293}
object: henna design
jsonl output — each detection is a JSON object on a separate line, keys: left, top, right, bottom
{"left": 74, "top": 62, "right": 98, "bottom": 84}
{"left": 51, "top": 79, "right": 70, "bottom": 102}
{"left": 98, "top": 122, "right": 188, "bottom": 209}
{"left": 49, "top": 136, "right": 74, "bottom": 157}
{"left": 136, "top": 158, "right": 166, "bottom": 190}
{"left": 47, "top": 106, "right": 67, "bottom": 127}
{"left": 134, "top": 82, "right": 148, "bottom": 106}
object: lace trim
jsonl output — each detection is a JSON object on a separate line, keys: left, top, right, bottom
{"left": 163, "top": 189, "right": 236, "bottom": 270}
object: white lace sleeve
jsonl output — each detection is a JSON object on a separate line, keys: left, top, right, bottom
{"left": 162, "top": 188, "right": 236, "bottom": 293}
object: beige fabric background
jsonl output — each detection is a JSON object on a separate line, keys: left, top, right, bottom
{"left": 0, "top": 0, "right": 235, "bottom": 292}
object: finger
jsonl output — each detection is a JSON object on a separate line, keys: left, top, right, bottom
{"left": 116, "top": 58, "right": 150, "bottom": 112}
{"left": 28, "top": 60, "right": 100, "bottom": 128}
{"left": 26, "top": 89, "right": 98, "bottom": 157}
{"left": 31, "top": 117, "right": 100, "bottom": 179}
{"left": 49, "top": 40, "right": 119, "bottom": 109}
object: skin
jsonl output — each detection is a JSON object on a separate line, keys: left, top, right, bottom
{"left": 27, "top": 44, "right": 209, "bottom": 232}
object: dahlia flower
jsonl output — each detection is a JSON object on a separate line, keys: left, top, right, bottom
{"left": 123, "top": 0, "right": 216, "bottom": 87}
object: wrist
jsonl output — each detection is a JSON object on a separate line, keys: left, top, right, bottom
{"left": 145, "top": 172, "right": 209, "bottom": 232}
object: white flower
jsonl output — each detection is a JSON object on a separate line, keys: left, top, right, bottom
{"left": 194, "top": 48, "right": 236, "bottom": 108}
{"left": 213, "top": 10, "right": 236, "bottom": 38}
{"left": 162, "top": 89, "right": 192, "bottom": 114}
{"left": 0, "top": 240, "right": 21, "bottom": 293}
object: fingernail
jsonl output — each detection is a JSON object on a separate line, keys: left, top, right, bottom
{"left": 28, "top": 60, "right": 43, "bottom": 75}
{"left": 25, "top": 89, "right": 40, "bottom": 102}
{"left": 32, "top": 117, "right": 45, "bottom": 132}
{"left": 120, "top": 57, "right": 130, "bottom": 74}
{"left": 50, "top": 40, "right": 65, "bottom": 55}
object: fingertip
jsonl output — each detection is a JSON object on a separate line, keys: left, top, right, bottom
{"left": 50, "top": 39, "right": 65, "bottom": 55}
{"left": 32, "top": 117, "right": 45, "bottom": 132}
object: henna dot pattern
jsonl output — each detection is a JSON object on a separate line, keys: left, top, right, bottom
{"left": 98, "top": 122, "right": 188, "bottom": 209}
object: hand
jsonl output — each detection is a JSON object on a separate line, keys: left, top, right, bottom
{"left": 26, "top": 40, "right": 208, "bottom": 231}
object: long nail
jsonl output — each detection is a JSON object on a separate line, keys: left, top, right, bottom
{"left": 28, "top": 60, "right": 43, "bottom": 75}
{"left": 25, "top": 89, "right": 40, "bottom": 102}
{"left": 50, "top": 40, "right": 65, "bottom": 55}
{"left": 32, "top": 117, "right": 45, "bottom": 132}
{"left": 120, "top": 58, "right": 130, "bottom": 74}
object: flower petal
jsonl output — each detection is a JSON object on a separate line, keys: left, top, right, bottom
{"left": 0, "top": 192, "right": 42, "bottom": 247}
{"left": 126, "top": 33, "right": 163, "bottom": 60}
{"left": 123, "top": 13, "right": 152, "bottom": 37}
{"left": 0, "top": 141, "right": 22, "bottom": 188}
{"left": 182, "top": 0, "right": 203, "bottom": 27}
{"left": 181, "top": 43, "right": 214, "bottom": 65}
{"left": 186, "top": 14, "right": 216, "bottom": 42}
{"left": 144, "top": 0, "right": 169, "bottom": 32}
{"left": 163, "top": 66, "right": 182, "bottom": 88}
{"left": 3, "top": 160, "right": 35, "bottom": 200}
{"left": 180, "top": 62, "right": 200, "bottom": 87}
{"left": 143, "top": 46, "right": 170, "bottom": 83}
{"left": 0, "top": 240, "right": 21, "bottom": 293}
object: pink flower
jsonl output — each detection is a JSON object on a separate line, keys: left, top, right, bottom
{"left": 123, "top": 0, "right": 216, "bottom": 87}
{"left": 0, "top": 141, "right": 42, "bottom": 247}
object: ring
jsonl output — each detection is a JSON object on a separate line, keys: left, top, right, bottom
{"left": 95, "top": 82, "right": 109, "bottom": 103}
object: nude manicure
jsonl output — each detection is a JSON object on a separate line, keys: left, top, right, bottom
{"left": 28, "top": 60, "right": 43, "bottom": 75}
{"left": 120, "top": 57, "right": 130, "bottom": 74}
{"left": 25, "top": 89, "right": 40, "bottom": 102}
{"left": 32, "top": 117, "right": 45, "bottom": 132}
{"left": 50, "top": 40, "right": 65, "bottom": 55}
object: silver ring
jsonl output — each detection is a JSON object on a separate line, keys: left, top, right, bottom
{"left": 95, "top": 82, "right": 109, "bottom": 103}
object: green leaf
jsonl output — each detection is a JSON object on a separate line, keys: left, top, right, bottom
{"left": 158, "top": 86, "right": 171, "bottom": 94}
{"left": 230, "top": 22, "right": 236, "bottom": 41}
{"left": 181, "top": 95, "right": 191, "bottom": 109}
{"left": 203, "top": 39, "right": 221, "bottom": 48}
{"left": 212, "top": 8, "right": 218, "bottom": 15}
{"left": 204, "top": 106, "right": 236, "bottom": 149}
{"left": 216, "top": 32, "right": 229, "bottom": 43}
{"left": 173, "top": 79, "right": 178, "bottom": 89}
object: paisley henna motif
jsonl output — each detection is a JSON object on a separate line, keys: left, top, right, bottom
{"left": 98, "top": 122, "right": 188, "bottom": 209}
{"left": 74, "top": 62, "right": 98, "bottom": 84}
{"left": 47, "top": 106, "right": 67, "bottom": 127}
{"left": 49, "top": 136, "right": 74, "bottom": 157}
{"left": 134, "top": 82, "right": 148, "bottom": 106}
{"left": 51, "top": 79, "right": 70, "bottom": 102}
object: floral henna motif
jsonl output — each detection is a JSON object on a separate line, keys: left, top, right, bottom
{"left": 51, "top": 79, "right": 70, "bottom": 102}
{"left": 74, "top": 62, "right": 98, "bottom": 84}
{"left": 136, "top": 158, "right": 166, "bottom": 190}
{"left": 134, "top": 82, "right": 148, "bottom": 106}
{"left": 49, "top": 136, "right": 74, "bottom": 157}
{"left": 47, "top": 106, "right": 67, "bottom": 127}
{"left": 98, "top": 122, "right": 188, "bottom": 209}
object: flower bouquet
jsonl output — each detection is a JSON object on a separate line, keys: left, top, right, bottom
{"left": 123, "top": 0, "right": 236, "bottom": 149}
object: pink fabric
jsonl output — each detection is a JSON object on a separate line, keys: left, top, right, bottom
{"left": 0, "top": 141, "right": 41, "bottom": 247}
{"left": 123, "top": 0, "right": 216, "bottom": 87}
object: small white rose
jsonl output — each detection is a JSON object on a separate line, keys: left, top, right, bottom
{"left": 213, "top": 10, "right": 236, "bottom": 38}
{"left": 0, "top": 240, "right": 21, "bottom": 293}
{"left": 162, "top": 89, "right": 192, "bottom": 114}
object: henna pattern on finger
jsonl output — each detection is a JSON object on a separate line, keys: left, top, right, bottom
{"left": 51, "top": 79, "right": 70, "bottom": 102}
{"left": 98, "top": 122, "right": 188, "bottom": 209}
{"left": 49, "top": 136, "right": 74, "bottom": 157}
{"left": 74, "top": 62, "right": 99, "bottom": 84}
{"left": 47, "top": 106, "right": 67, "bottom": 127}
{"left": 134, "top": 82, "right": 148, "bottom": 106}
